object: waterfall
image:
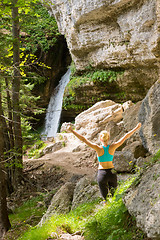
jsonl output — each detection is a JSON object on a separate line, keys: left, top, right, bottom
{"left": 42, "top": 68, "right": 71, "bottom": 139}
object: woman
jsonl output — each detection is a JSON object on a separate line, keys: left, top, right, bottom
{"left": 68, "top": 122, "right": 141, "bottom": 202}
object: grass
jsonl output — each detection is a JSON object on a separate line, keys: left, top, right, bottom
{"left": 145, "top": 148, "right": 160, "bottom": 167}
{"left": 27, "top": 140, "right": 47, "bottom": 159}
{"left": 4, "top": 194, "right": 47, "bottom": 240}
{"left": 83, "top": 178, "right": 144, "bottom": 240}
{"left": 15, "top": 174, "right": 146, "bottom": 240}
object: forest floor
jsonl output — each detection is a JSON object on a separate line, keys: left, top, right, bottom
{"left": 5, "top": 140, "right": 97, "bottom": 240}
{"left": 10, "top": 139, "right": 97, "bottom": 208}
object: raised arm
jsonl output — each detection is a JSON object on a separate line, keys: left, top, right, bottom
{"left": 67, "top": 126, "right": 100, "bottom": 152}
{"left": 110, "top": 123, "right": 141, "bottom": 153}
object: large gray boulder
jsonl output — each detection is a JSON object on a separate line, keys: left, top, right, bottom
{"left": 39, "top": 182, "right": 75, "bottom": 226}
{"left": 139, "top": 80, "right": 160, "bottom": 154}
{"left": 122, "top": 141, "right": 148, "bottom": 159}
{"left": 123, "top": 163, "right": 160, "bottom": 239}
{"left": 71, "top": 177, "right": 100, "bottom": 210}
{"left": 113, "top": 150, "right": 135, "bottom": 172}
{"left": 123, "top": 101, "right": 142, "bottom": 131}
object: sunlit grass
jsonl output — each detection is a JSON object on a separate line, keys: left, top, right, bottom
{"left": 19, "top": 199, "right": 100, "bottom": 240}
{"left": 9, "top": 195, "right": 46, "bottom": 225}
{"left": 3, "top": 194, "right": 47, "bottom": 240}
{"left": 18, "top": 174, "right": 146, "bottom": 240}
{"left": 84, "top": 176, "right": 145, "bottom": 240}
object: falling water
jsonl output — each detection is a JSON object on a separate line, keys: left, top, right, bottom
{"left": 42, "top": 68, "right": 71, "bottom": 139}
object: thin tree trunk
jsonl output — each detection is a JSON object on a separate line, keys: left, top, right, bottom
{"left": 12, "top": 0, "right": 23, "bottom": 187}
{"left": 5, "top": 77, "right": 15, "bottom": 194}
{"left": 5, "top": 77, "right": 14, "bottom": 150}
{"left": 0, "top": 82, "right": 11, "bottom": 238}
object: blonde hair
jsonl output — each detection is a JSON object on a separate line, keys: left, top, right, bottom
{"left": 99, "top": 130, "right": 110, "bottom": 142}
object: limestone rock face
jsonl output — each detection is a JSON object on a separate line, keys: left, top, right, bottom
{"left": 49, "top": 0, "right": 159, "bottom": 99}
{"left": 123, "top": 163, "right": 160, "bottom": 239}
{"left": 49, "top": 0, "right": 159, "bottom": 69}
{"left": 139, "top": 80, "right": 160, "bottom": 154}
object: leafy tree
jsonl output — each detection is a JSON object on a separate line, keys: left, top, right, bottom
{"left": 0, "top": 0, "right": 60, "bottom": 187}
{"left": 0, "top": 0, "right": 61, "bottom": 235}
{"left": 11, "top": 0, "right": 23, "bottom": 186}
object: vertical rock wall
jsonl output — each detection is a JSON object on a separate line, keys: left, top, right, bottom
{"left": 48, "top": 0, "right": 160, "bottom": 100}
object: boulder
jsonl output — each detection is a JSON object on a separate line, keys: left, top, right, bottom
{"left": 123, "top": 163, "right": 160, "bottom": 239}
{"left": 136, "top": 156, "right": 152, "bottom": 169}
{"left": 113, "top": 151, "right": 135, "bottom": 172}
{"left": 123, "top": 101, "right": 142, "bottom": 131}
{"left": 71, "top": 177, "right": 100, "bottom": 210}
{"left": 60, "top": 122, "right": 75, "bottom": 133}
{"left": 42, "top": 142, "right": 63, "bottom": 154}
{"left": 49, "top": 0, "right": 159, "bottom": 71}
{"left": 75, "top": 100, "right": 132, "bottom": 140}
{"left": 138, "top": 80, "right": 160, "bottom": 154}
{"left": 122, "top": 141, "right": 148, "bottom": 159}
{"left": 39, "top": 182, "right": 75, "bottom": 226}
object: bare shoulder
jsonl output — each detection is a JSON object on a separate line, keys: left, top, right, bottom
{"left": 96, "top": 145, "right": 104, "bottom": 155}
{"left": 108, "top": 143, "right": 117, "bottom": 155}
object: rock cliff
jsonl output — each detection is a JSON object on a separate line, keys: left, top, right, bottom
{"left": 124, "top": 162, "right": 160, "bottom": 239}
{"left": 49, "top": 0, "right": 160, "bottom": 99}
{"left": 39, "top": 80, "right": 160, "bottom": 238}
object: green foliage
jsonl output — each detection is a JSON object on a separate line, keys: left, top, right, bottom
{"left": 0, "top": 0, "right": 60, "bottom": 149}
{"left": 21, "top": 2, "right": 60, "bottom": 53}
{"left": 18, "top": 175, "right": 146, "bottom": 240}
{"left": 63, "top": 65, "right": 124, "bottom": 111}
{"left": 65, "top": 66, "right": 122, "bottom": 98}
{"left": 21, "top": 119, "right": 43, "bottom": 151}
{"left": 143, "top": 148, "right": 160, "bottom": 169}
{"left": 20, "top": 79, "right": 44, "bottom": 114}
{"left": 83, "top": 176, "right": 146, "bottom": 240}
{"left": 27, "top": 140, "right": 47, "bottom": 159}
{"left": 9, "top": 194, "right": 46, "bottom": 224}
{"left": 18, "top": 200, "right": 100, "bottom": 240}
{"left": 7, "top": 194, "right": 47, "bottom": 240}
{"left": 70, "top": 61, "right": 77, "bottom": 76}
{"left": 0, "top": 0, "right": 59, "bottom": 53}
{"left": 92, "top": 70, "right": 119, "bottom": 83}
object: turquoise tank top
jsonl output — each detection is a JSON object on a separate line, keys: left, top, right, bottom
{"left": 98, "top": 145, "right": 113, "bottom": 162}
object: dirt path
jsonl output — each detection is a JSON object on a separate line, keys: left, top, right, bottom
{"left": 24, "top": 136, "right": 98, "bottom": 183}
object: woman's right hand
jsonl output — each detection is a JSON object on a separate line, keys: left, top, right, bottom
{"left": 136, "top": 123, "right": 142, "bottom": 129}
{"left": 67, "top": 125, "right": 73, "bottom": 132}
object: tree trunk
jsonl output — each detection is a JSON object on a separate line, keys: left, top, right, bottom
{"left": 0, "top": 82, "right": 11, "bottom": 238}
{"left": 5, "top": 77, "right": 14, "bottom": 150}
{"left": 12, "top": 0, "right": 23, "bottom": 187}
{"left": 4, "top": 77, "right": 15, "bottom": 194}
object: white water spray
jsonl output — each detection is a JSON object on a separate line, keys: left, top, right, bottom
{"left": 42, "top": 69, "right": 71, "bottom": 139}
